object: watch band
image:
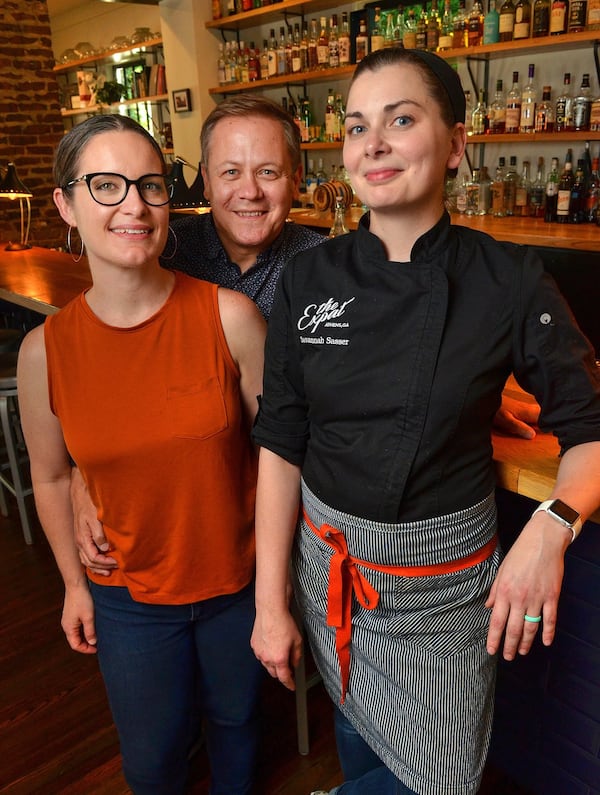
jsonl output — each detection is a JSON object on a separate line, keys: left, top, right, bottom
{"left": 532, "top": 499, "right": 582, "bottom": 543}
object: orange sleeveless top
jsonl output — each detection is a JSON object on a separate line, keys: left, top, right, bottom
{"left": 45, "top": 272, "right": 257, "bottom": 604}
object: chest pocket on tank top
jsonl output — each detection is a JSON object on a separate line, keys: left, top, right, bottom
{"left": 167, "top": 377, "right": 229, "bottom": 439}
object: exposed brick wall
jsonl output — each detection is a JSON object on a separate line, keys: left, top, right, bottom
{"left": 0, "top": 1, "right": 65, "bottom": 250}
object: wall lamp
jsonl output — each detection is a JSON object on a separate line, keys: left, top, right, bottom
{"left": 0, "top": 162, "right": 33, "bottom": 251}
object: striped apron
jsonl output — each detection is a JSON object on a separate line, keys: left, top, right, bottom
{"left": 294, "top": 481, "right": 502, "bottom": 795}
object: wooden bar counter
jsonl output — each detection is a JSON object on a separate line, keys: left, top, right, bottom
{"left": 288, "top": 207, "right": 600, "bottom": 251}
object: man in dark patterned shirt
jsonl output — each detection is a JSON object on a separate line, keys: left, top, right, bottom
{"left": 163, "top": 95, "right": 324, "bottom": 319}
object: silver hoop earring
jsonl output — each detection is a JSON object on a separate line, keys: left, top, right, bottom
{"left": 66, "top": 226, "right": 84, "bottom": 263}
{"left": 161, "top": 225, "right": 178, "bottom": 261}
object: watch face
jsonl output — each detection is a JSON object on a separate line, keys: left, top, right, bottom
{"left": 549, "top": 499, "right": 580, "bottom": 526}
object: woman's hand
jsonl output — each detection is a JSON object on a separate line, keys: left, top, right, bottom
{"left": 71, "top": 466, "right": 117, "bottom": 575}
{"left": 61, "top": 581, "right": 97, "bottom": 654}
{"left": 251, "top": 606, "right": 303, "bottom": 691}
{"left": 485, "top": 512, "right": 569, "bottom": 660}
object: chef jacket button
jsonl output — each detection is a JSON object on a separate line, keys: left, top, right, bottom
{"left": 540, "top": 312, "right": 552, "bottom": 325}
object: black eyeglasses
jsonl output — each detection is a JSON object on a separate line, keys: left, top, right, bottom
{"left": 64, "top": 172, "right": 174, "bottom": 206}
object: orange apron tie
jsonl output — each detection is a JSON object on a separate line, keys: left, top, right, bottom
{"left": 302, "top": 508, "right": 497, "bottom": 704}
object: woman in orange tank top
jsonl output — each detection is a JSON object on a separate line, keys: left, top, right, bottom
{"left": 17, "top": 115, "right": 266, "bottom": 795}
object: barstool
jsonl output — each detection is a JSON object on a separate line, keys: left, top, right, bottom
{"left": 0, "top": 352, "right": 34, "bottom": 544}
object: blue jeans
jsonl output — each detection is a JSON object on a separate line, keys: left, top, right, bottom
{"left": 334, "top": 708, "right": 417, "bottom": 795}
{"left": 89, "top": 580, "right": 264, "bottom": 795}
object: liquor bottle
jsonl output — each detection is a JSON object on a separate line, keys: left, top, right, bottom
{"left": 464, "top": 89, "right": 474, "bottom": 136}
{"left": 300, "top": 98, "right": 312, "bottom": 143}
{"left": 519, "top": 64, "right": 537, "bottom": 133}
{"left": 325, "top": 90, "right": 337, "bottom": 142}
{"left": 478, "top": 166, "right": 492, "bottom": 214}
{"left": 533, "top": 0, "right": 551, "bottom": 33}
{"left": 328, "top": 196, "right": 349, "bottom": 238}
{"left": 328, "top": 15, "right": 339, "bottom": 68}
{"left": 338, "top": 12, "right": 351, "bottom": 65}
{"left": 491, "top": 157, "right": 506, "bottom": 216}
{"left": 217, "top": 43, "right": 226, "bottom": 85}
{"left": 550, "top": 0, "right": 569, "bottom": 33}
{"left": 535, "top": 85, "right": 555, "bottom": 131}
{"left": 530, "top": 156, "right": 546, "bottom": 217}
{"left": 505, "top": 71, "right": 522, "bottom": 133}
{"left": 392, "top": 8, "right": 404, "bottom": 46}
{"left": 489, "top": 79, "right": 506, "bottom": 133}
{"left": 284, "top": 28, "right": 294, "bottom": 74}
{"left": 484, "top": 0, "right": 501, "bottom": 41}
{"left": 335, "top": 93, "right": 345, "bottom": 142}
{"left": 227, "top": 0, "right": 236, "bottom": 15}
{"left": 439, "top": 0, "right": 455, "bottom": 48}
{"left": 316, "top": 158, "right": 327, "bottom": 185}
{"left": 468, "top": 0, "right": 485, "bottom": 45}
{"left": 242, "top": 0, "right": 252, "bottom": 11}
{"left": 317, "top": 17, "right": 329, "bottom": 69}
{"left": 584, "top": 156, "right": 600, "bottom": 222}
{"left": 416, "top": 6, "right": 428, "bottom": 49}
{"left": 544, "top": 156, "right": 560, "bottom": 221}
{"left": 371, "top": 7, "right": 386, "bottom": 52}
{"left": 305, "top": 158, "right": 317, "bottom": 202}
{"left": 466, "top": 167, "right": 481, "bottom": 215}
{"left": 276, "top": 27, "right": 287, "bottom": 76}
{"left": 499, "top": 0, "right": 516, "bottom": 39}
{"left": 455, "top": 172, "right": 469, "bottom": 213}
{"left": 591, "top": 90, "right": 600, "bottom": 131}
{"left": 427, "top": 0, "right": 442, "bottom": 50}
{"left": 248, "top": 42, "right": 259, "bottom": 81}
{"left": 291, "top": 23, "right": 302, "bottom": 73}
{"left": 453, "top": 0, "right": 469, "bottom": 47}
{"left": 384, "top": 9, "right": 396, "bottom": 47}
{"left": 569, "top": 159, "right": 586, "bottom": 222}
{"left": 355, "top": 18, "right": 369, "bottom": 62}
{"left": 472, "top": 88, "right": 488, "bottom": 134}
{"left": 513, "top": 0, "right": 532, "bottom": 38}
{"left": 573, "top": 73, "right": 592, "bottom": 131}
{"left": 308, "top": 19, "right": 318, "bottom": 71}
{"left": 555, "top": 73, "right": 573, "bottom": 131}
{"left": 556, "top": 149, "right": 574, "bottom": 223}
{"left": 567, "top": 0, "right": 588, "bottom": 30}
{"left": 223, "top": 41, "right": 233, "bottom": 83}
{"left": 300, "top": 24, "right": 309, "bottom": 72}
{"left": 212, "top": 0, "right": 222, "bottom": 20}
{"left": 503, "top": 155, "right": 519, "bottom": 215}
{"left": 404, "top": 8, "right": 418, "bottom": 48}
{"left": 267, "top": 29, "right": 277, "bottom": 78}
{"left": 588, "top": 0, "right": 600, "bottom": 27}
{"left": 514, "top": 159, "right": 532, "bottom": 215}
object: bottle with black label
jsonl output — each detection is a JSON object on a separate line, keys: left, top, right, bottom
{"left": 555, "top": 73, "right": 573, "bottom": 132}
{"left": 544, "top": 156, "right": 560, "bottom": 222}
{"left": 573, "top": 73, "right": 592, "bottom": 131}
{"left": 567, "top": 0, "right": 587, "bottom": 30}
{"left": 556, "top": 149, "right": 574, "bottom": 223}
{"left": 532, "top": 0, "right": 551, "bottom": 34}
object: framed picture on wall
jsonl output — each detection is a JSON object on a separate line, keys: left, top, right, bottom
{"left": 172, "top": 88, "right": 191, "bottom": 113}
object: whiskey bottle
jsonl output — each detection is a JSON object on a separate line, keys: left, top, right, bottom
{"left": 532, "top": 0, "right": 551, "bottom": 34}
{"left": 505, "top": 71, "right": 522, "bottom": 133}
{"left": 472, "top": 88, "right": 487, "bottom": 134}
{"left": 530, "top": 157, "right": 546, "bottom": 217}
{"left": 584, "top": 157, "right": 600, "bottom": 222}
{"left": 328, "top": 15, "right": 339, "bottom": 68}
{"left": 544, "top": 156, "right": 560, "bottom": 222}
{"left": 573, "top": 73, "right": 592, "bottom": 131}
{"left": 513, "top": 0, "right": 532, "bottom": 38}
{"left": 519, "top": 64, "right": 537, "bottom": 133}
{"left": 355, "top": 18, "right": 369, "bottom": 62}
{"left": 514, "top": 159, "right": 532, "bottom": 216}
{"left": 338, "top": 12, "right": 351, "bottom": 65}
{"left": 439, "top": 0, "right": 455, "bottom": 49}
{"left": 489, "top": 79, "right": 507, "bottom": 133}
{"left": 503, "top": 155, "right": 519, "bottom": 215}
{"left": 550, "top": 0, "right": 569, "bottom": 33}
{"left": 535, "top": 85, "right": 555, "bottom": 131}
{"left": 404, "top": 8, "right": 418, "bottom": 48}
{"left": 416, "top": 6, "right": 428, "bottom": 49}
{"left": 555, "top": 73, "right": 573, "bottom": 131}
{"left": 453, "top": 0, "right": 469, "bottom": 47}
{"left": 316, "top": 17, "right": 329, "bottom": 69}
{"left": 499, "top": 0, "right": 515, "bottom": 39}
{"left": 427, "top": 0, "right": 442, "bottom": 50}
{"left": 567, "top": 0, "right": 588, "bottom": 30}
{"left": 307, "top": 19, "right": 318, "bottom": 71}
{"left": 491, "top": 157, "right": 506, "bottom": 216}
{"left": 556, "top": 149, "right": 574, "bottom": 223}
{"left": 468, "top": 0, "right": 485, "bottom": 46}
{"left": 569, "top": 159, "right": 586, "bottom": 222}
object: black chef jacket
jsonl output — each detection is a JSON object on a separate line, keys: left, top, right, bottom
{"left": 253, "top": 212, "right": 600, "bottom": 523}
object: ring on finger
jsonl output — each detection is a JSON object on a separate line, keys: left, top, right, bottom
{"left": 524, "top": 613, "right": 542, "bottom": 623}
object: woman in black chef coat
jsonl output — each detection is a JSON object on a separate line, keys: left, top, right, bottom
{"left": 251, "top": 48, "right": 600, "bottom": 795}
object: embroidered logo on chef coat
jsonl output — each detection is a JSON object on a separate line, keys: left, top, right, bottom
{"left": 297, "top": 296, "right": 355, "bottom": 346}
